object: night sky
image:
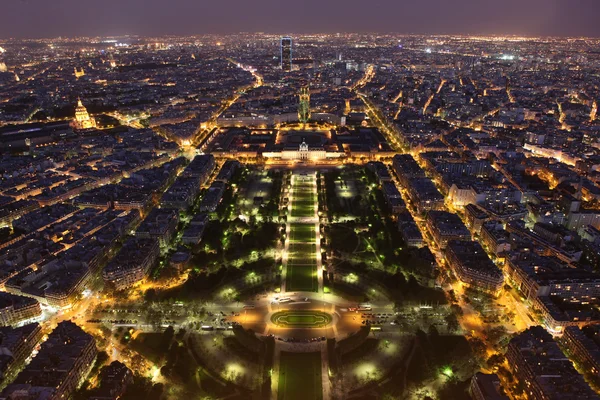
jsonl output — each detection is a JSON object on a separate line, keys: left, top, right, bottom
{"left": 1, "top": 0, "right": 599, "bottom": 39}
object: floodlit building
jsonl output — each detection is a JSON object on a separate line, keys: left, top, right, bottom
{"left": 425, "top": 211, "right": 471, "bottom": 249}
{"left": 506, "top": 326, "right": 597, "bottom": 399}
{"left": 0, "top": 292, "right": 41, "bottom": 327}
{"left": 445, "top": 240, "right": 504, "bottom": 295}
{"left": 505, "top": 252, "right": 600, "bottom": 303}
{"left": 89, "top": 361, "right": 133, "bottom": 400}
{"left": 74, "top": 67, "right": 85, "bottom": 78}
{"left": 562, "top": 326, "right": 600, "bottom": 376}
{"left": 0, "top": 323, "right": 43, "bottom": 383}
{"left": 102, "top": 238, "right": 160, "bottom": 290}
{"left": 1, "top": 321, "right": 97, "bottom": 400}
{"left": 298, "top": 86, "right": 311, "bottom": 123}
{"left": 135, "top": 208, "right": 179, "bottom": 246}
{"left": 72, "top": 99, "right": 97, "bottom": 130}
{"left": 470, "top": 372, "right": 509, "bottom": 400}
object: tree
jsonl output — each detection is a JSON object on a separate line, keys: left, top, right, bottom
{"left": 484, "top": 326, "right": 509, "bottom": 349}
{"left": 468, "top": 337, "right": 487, "bottom": 363}
{"left": 121, "top": 375, "right": 156, "bottom": 400}
{"left": 437, "top": 377, "right": 470, "bottom": 400}
{"left": 450, "top": 303, "right": 464, "bottom": 317}
{"left": 144, "top": 288, "right": 157, "bottom": 302}
{"left": 447, "top": 289, "right": 458, "bottom": 303}
{"left": 428, "top": 325, "right": 440, "bottom": 339}
{"left": 445, "top": 313, "right": 459, "bottom": 333}
{"left": 160, "top": 326, "right": 175, "bottom": 353}
{"left": 160, "top": 365, "right": 171, "bottom": 377}
{"left": 486, "top": 353, "right": 505, "bottom": 369}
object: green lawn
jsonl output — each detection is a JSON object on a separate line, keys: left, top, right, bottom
{"left": 278, "top": 352, "right": 323, "bottom": 400}
{"left": 286, "top": 174, "right": 318, "bottom": 292}
{"left": 291, "top": 200, "right": 315, "bottom": 218}
{"left": 292, "top": 188, "right": 313, "bottom": 196}
{"left": 286, "top": 263, "right": 318, "bottom": 292}
{"left": 128, "top": 333, "right": 164, "bottom": 364}
{"left": 292, "top": 195, "right": 314, "bottom": 203}
{"left": 271, "top": 310, "right": 332, "bottom": 327}
{"left": 289, "top": 242, "right": 316, "bottom": 261}
{"left": 287, "top": 315, "right": 321, "bottom": 324}
{"left": 290, "top": 223, "right": 315, "bottom": 243}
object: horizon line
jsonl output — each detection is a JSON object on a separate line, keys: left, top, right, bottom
{"left": 1, "top": 31, "right": 600, "bottom": 41}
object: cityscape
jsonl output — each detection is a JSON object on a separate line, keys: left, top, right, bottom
{"left": 0, "top": 27, "right": 600, "bottom": 400}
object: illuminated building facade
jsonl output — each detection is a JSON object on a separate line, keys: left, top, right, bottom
{"left": 444, "top": 240, "right": 504, "bottom": 295}
{"left": 0, "top": 292, "right": 42, "bottom": 327}
{"left": 73, "top": 99, "right": 97, "bottom": 130}
{"left": 2, "top": 321, "right": 97, "bottom": 400}
{"left": 506, "top": 327, "right": 598, "bottom": 399}
{"left": 298, "top": 86, "right": 311, "bottom": 123}
{"left": 74, "top": 67, "right": 85, "bottom": 78}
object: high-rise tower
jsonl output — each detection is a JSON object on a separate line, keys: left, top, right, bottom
{"left": 281, "top": 37, "right": 292, "bottom": 72}
{"left": 298, "top": 86, "right": 311, "bottom": 123}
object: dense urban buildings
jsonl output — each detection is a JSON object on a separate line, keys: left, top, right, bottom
{"left": 0, "top": 31, "right": 600, "bottom": 400}
{"left": 1, "top": 321, "right": 96, "bottom": 399}
{"left": 506, "top": 326, "right": 599, "bottom": 399}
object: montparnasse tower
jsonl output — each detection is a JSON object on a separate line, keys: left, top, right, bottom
{"left": 298, "top": 85, "right": 311, "bottom": 124}
{"left": 73, "top": 99, "right": 97, "bottom": 130}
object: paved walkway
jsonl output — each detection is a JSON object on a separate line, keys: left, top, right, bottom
{"left": 270, "top": 342, "right": 281, "bottom": 400}
{"left": 320, "top": 341, "right": 331, "bottom": 400}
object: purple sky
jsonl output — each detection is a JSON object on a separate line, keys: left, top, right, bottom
{"left": 1, "top": 0, "right": 599, "bottom": 39}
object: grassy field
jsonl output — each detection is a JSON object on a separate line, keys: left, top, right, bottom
{"left": 278, "top": 351, "right": 323, "bottom": 400}
{"left": 289, "top": 242, "right": 316, "bottom": 261}
{"left": 291, "top": 182, "right": 315, "bottom": 218}
{"left": 271, "top": 310, "right": 332, "bottom": 328}
{"left": 290, "top": 223, "right": 315, "bottom": 243}
{"left": 286, "top": 174, "right": 319, "bottom": 292}
{"left": 286, "top": 235, "right": 318, "bottom": 291}
{"left": 292, "top": 192, "right": 314, "bottom": 201}
{"left": 286, "top": 262, "right": 318, "bottom": 292}
{"left": 291, "top": 201, "right": 315, "bottom": 218}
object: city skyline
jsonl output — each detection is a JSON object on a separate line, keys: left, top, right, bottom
{"left": 2, "top": 27, "right": 600, "bottom": 400}
{"left": 0, "top": 0, "right": 599, "bottom": 39}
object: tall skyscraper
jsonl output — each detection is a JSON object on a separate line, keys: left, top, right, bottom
{"left": 298, "top": 85, "right": 311, "bottom": 123}
{"left": 281, "top": 37, "right": 292, "bottom": 72}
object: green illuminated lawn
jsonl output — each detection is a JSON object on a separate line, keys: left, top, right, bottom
{"left": 290, "top": 223, "right": 315, "bottom": 243}
{"left": 286, "top": 262, "right": 318, "bottom": 292}
{"left": 287, "top": 238, "right": 317, "bottom": 291}
{"left": 278, "top": 352, "right": 323, "bottom": 400}
{"left": 286, "top": 175, "right": 319, "bottom": 292}
{"left": 291, "top": 200, "right": 315, "bottom": 218}
{"left": 289, "top": 242, "right": 316, "bottom": 260}
{"left": 291, "top": 184, "right": 315, "bottom": 218}
{"left": 292, "top": 191, "right": 313, "bottom": 199}
{"left": 271, "top": 310, "right": 332, "bottom": 327}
